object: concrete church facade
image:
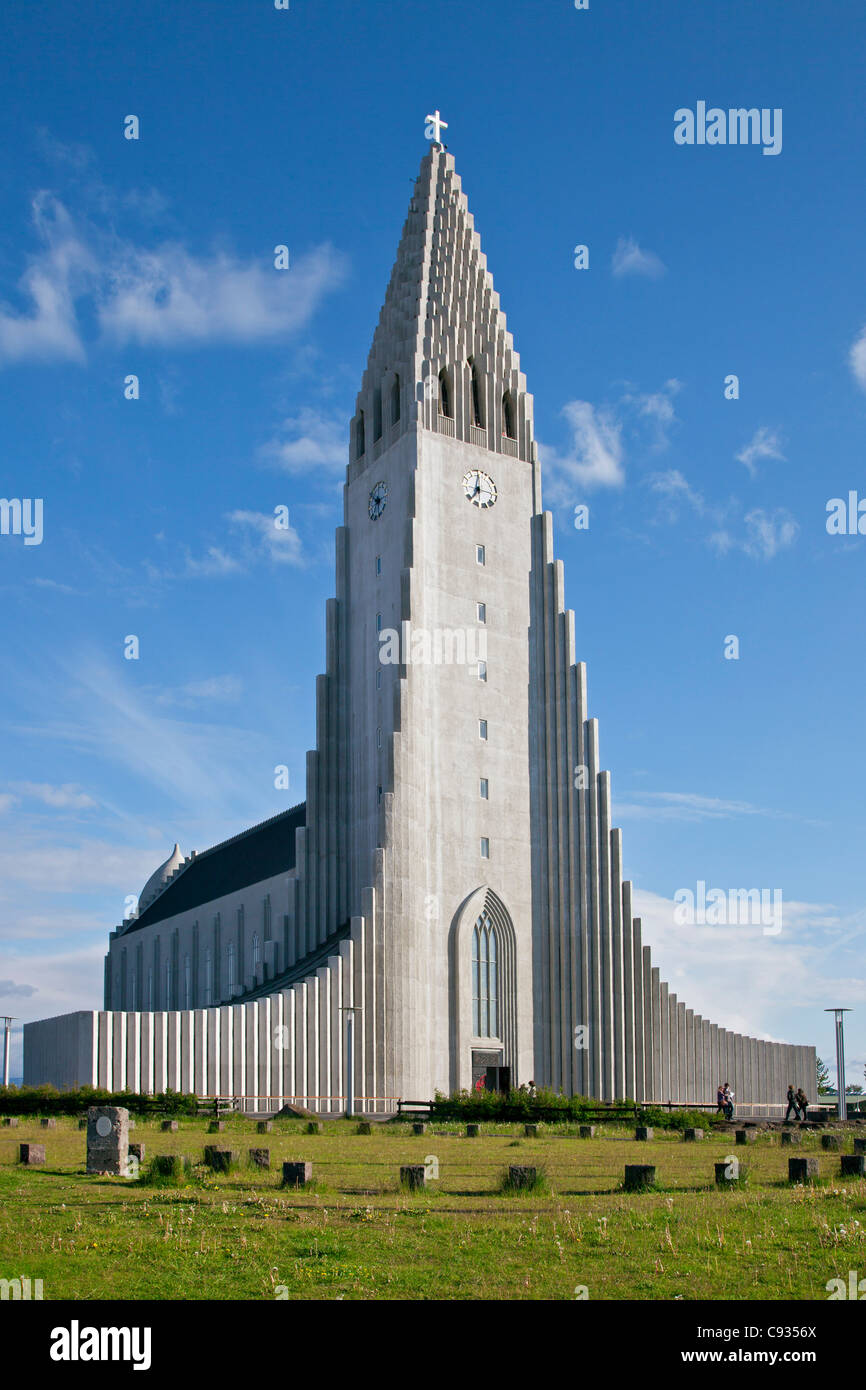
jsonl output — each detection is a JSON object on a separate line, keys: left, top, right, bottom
{"left": 24, "top": 140, "right": 815, "bottom": 1111}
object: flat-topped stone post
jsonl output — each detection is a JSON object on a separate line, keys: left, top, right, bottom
{"left": 624, "top": 1164, "right": 656, "bottom": 1191}
{"left": 40, "top": 1117, "right": 56, "bottom": 1129}
{"left": 507, "top": 1165, "right": 538, "bottom": 1190}
{"left": 821, "top": 1134, "right": 842, "bottom": 1151}
{"left": 788, "top": 1157, "right": 819, "bottom": 1183}
{"left": 854, "top": 1137, "right": 866, "bottom": 1155}
{"left": 635, "top": 1126, "right": 653, "bottom": 1141}
{"left": 19, "top": 1143, "right": 45, "bottom": 1166}
{"left": 282, "top": 1161, "right": 313, "bottom": 1188}
{"left": 161, "top": 1120, "right": 179, "bottom": 1132}
{"left": 840, "top": 1155, "right": 866, "bottom": 1177}
{"left": 204, "top": 1147, "right": 239, "bottom": 1172}
{"left": 466, "top": 1123, "right": 479, "bottom": 1137}
{"left": 735, "top": 1129, "right": 756, "bottom": 1145}
{"left": 86, "top": 1106, "right": 129, "bottom": 1176}
{"left": 248, "top": 1148, "right": 270, "bottom": 1169}
{"left": 781, "top": 1131, "right": 800, "bottom": 1146}
{"left": 400, "top": 1165, "right": 427, "bottom": 1190}
{"left": 715, "top": 1157, "right": 740, "bottom": 1185}
{"left": 579, "top": 1125, "right": 595, "bottom": 1138}
{"left": 683, "top": 1128, "right": 704, "bottom": 1142}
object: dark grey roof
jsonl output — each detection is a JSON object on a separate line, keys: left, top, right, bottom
{"left": 123, "top": 802, "right": 306, "bottom": 934}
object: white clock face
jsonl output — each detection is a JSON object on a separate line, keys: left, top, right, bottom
{"left": 462, "top": 469, "right": 497, "bottom": 509}
{"left": 369, "top": 481, "right": 388, "bottom": 520}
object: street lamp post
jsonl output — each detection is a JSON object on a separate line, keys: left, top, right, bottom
{"left": 825, "top": 1008, "right": 851, "bottom": 1120}
{"left": 1, "top": 1017, "right": 15, "bottom": 1088}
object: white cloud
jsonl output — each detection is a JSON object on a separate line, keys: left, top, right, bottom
{"left": 736, "top": 426, "right": 785, "bottom": 478}
{"left": 228, "top": 509, "right": 304, "bottom": 566}
{"left": 0, "top": 193, "right": 93, "bottom": 365}
{"left": 260, "top": 408, "right": 346, "bottom": 476}
{"left": 154, "top": 675, "right": 243, "bottom": 708}
{"left": 849, "top": 325, "right": 866, "bottom": 390}
{"left": 100, "top": 242, "right": 347, "bottom": 347}
{"left": 12, "top": 782, "right": 96, "bottom": 809}
{"left": 611, "top": 236, "right": 666, "bottom": 279}
{"left": 708, "top": 508, "right": 798, "bottom": 560}
{"left": 622, "top": 379, "right": 681, "bottom": 449}
{"left": 0, "top": 979, "right": 37, "bottom": 999}
{"left": 647, "top": 468, "right": 705, "bottom": 518}
{"left": 742, "top": 507, "right": 799, "bottom": 559}
{"left": 0, "top": 189, "right": 347, "bottom": 367}
{"left": 541, "top": 400, "right": 625, "bottom": 498}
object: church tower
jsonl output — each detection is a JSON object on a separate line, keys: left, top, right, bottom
{"left": 25, "top": 134, "right": 816, "bottom": 1110}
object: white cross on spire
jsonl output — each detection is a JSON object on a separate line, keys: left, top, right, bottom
{"left": 425, "top": 109, "right": 448, "bottom": 144}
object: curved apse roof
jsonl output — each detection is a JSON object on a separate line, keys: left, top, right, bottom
{"left": 123, "top": 802, "right": 306, "bottom": 934}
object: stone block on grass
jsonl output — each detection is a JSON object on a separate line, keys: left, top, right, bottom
{"left": 305, "top": 1121, "right": 322, "bottom": 1134}
{"left": 854, "top": 1137, "right": 866, "bottom": 1156}
{"left": 400, "top": 1164, "right": 427, "bottom": 1191}
{"left": 2, "top": 1117, "right": 19, "bottom": 1127}
{"left": 86, "top": 1105, "right": 129, "bottom": 1176}
{"left": 821, "top": 1134, "right": 842, "bottom": 1151}
{"left": 282, "top": 1161, "right": 313, "bottom": 1189}
{"left": 715, "top": 1158, "right": 740, "bottom": 1186}
{"left": 129, "top": 1142, "right": 145, "bottom": 1160}
{"left": 624, "top": 1164, "right": 657, "bottom": 1191}
{"left": 524, "top": 1123, "right": 538, "bottom": 1138}
{"left": 356, "top": 1121, "right": 372, "bottom": 1135}
{"left": 208, "top": 1120, "right": 226, "bottom": 1133}
{"left": 840, "top": 1154, "right": 866, "bottom": 1178}
{"left": 788, "top": 1157, "right": 820, "bottom": 1183}
{"left": 412, "top": 1122, "right": 428, "bottom": 1136}
{"left": 19, "top": 1143, "right": 45, "bottom": 1166}
{"left": 466, "top": 1123, "right": 479, "bottom": 1138}
{"left": 248, "top": 1148, "right": 270, "bottom": 1170}
{"left": 508, "top": 1165, "right": 538, "bottom": 1191}
{"left": 781, "top": 1131, "right": 801, "bottom": 1146}
{"left": 40, "top": 1118, "right": 56, "bottom": 1129}
{"left": 204, "top": 1146, "right": 239, "bottom": 1172}
{"left": 683, "top": 1128, "right": 704, "bottom": 1142}
{"left": 635, "top": 1127, "right": 653, "bottom": 1142}
{"left": 151, "top": 1154, "right": 187, "bottom": 1178}
{"left": 735, "top": 1129, "right": 756, "bottom": 1145}
{"left": 161, "top": 1120, "right": 179, "bottom": 1133}
{"left": 256, "top": 1121, "right": 273, "bottom": 1134}
{"left": 579, "top": 1125, "right": 596, "bottom": 1139}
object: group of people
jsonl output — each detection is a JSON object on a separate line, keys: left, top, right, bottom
{"left": 784, "top": 1085, "right": 810, "bottom": 1121}
{"left": 716, "top": 1082, "right": 735, "bottom": 1119}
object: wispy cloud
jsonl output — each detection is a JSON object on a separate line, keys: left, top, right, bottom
{"left": 849, "top": 325, "right": 866, "bottom": 390}
{"left": 10, "top": 782, "right": 97, "bottom": 810}
{"left": 154, "top": 675, "right": 244, "bottom": 708}
{"left": 621, "top": 379, "right": 681, "bottom": 449}
{"left": 616, "top": 790, "right": 821, "bottom": 826}
{"left": 710, "top": 507, "right": 799, "bottom": 560}
{"left": 260, "top": 408, "right": 346, "bottom": 476}
{"left": 0, "top": 187, "right": 347, "bottom": 367}
{"left": 611, "top": 236, "right": 666, "bottom": 279}
{"left": 646, "top": 468, "right": 706, "bottom": 520}
{"left": 227, "top": 509, "right": 304, "bottom": 566}
{"left": 736, "top": 426, "right": 785, "bottom": 478}
{"left": 541, "top": 400, "right": 625, "bottom": 497}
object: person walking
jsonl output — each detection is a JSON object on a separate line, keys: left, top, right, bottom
{"left": 716, "top": 1082, "right": 726, "bottom": 1115}
{"left": 723, "top": 1083, "right": 735, "bottom": 1121}
{"left": 785, "top": 1084, "right": 800, "bottom": 1122}
{"left": 795, "top": 1087, "right": 809, "bottom": 1122}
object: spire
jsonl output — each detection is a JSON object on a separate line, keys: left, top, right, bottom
{"left": 350, "top": 141, "right": 534, "bottom": 466}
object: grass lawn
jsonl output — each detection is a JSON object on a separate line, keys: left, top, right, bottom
{"left": 1, "top": 1116, "right": 863, "bottom": 1300}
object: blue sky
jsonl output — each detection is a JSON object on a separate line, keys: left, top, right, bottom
{"left": 0, "top": 0, "right": 863, "bottom": 1088}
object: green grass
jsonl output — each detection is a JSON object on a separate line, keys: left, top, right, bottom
{"left": 1, "top": 1116, "right": 863, "bottom": 1300}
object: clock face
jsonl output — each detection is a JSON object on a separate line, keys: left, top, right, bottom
{"left": 368, "top": 481, "right": 388, "bottom": 520}
{"left": 462, "top": 469, "right": 497, "bottom": 509}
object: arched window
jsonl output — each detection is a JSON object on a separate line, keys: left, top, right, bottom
{"left": 502, "top": 391, "right": 517, "bottom": 440}
{"left": 205, "top": 949, "right": 213, "bottom": 1007}
{"left": 472, "top": 912, "right": 499, "bottom": 1037}
{"left": 356, "top": 411, "right": 366, "bottom": 459}
{"left": 391, "top": 375, "right": 401, "bottom": 425}
{"left": 470, "top": 359, "right": 485, "bottom": 427}
{"left": 227, "top": 942, "right": 235, "bottom": 994}
{"left": 373, "top": 388, "right": 383, "bottom": 442}
{"left": 438, "top": 368, "right": 452, "bottom": 418}
{"left": 252, "top": 933, "right": 261, "bottom": 974}
{"left": 183, "top": 955, "right": 192, "bottom": 1010}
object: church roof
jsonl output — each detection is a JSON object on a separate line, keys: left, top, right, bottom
{"left": 122, "top": 802, "right": 306, "bottom": 935}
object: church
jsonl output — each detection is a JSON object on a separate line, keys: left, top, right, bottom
{"left": 24, "top": 129, "right": 815, "bottom": 1111}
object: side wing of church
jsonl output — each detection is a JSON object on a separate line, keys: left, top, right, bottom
{"left": 24, "top": 143, "right": 816, "bottom": 1110}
